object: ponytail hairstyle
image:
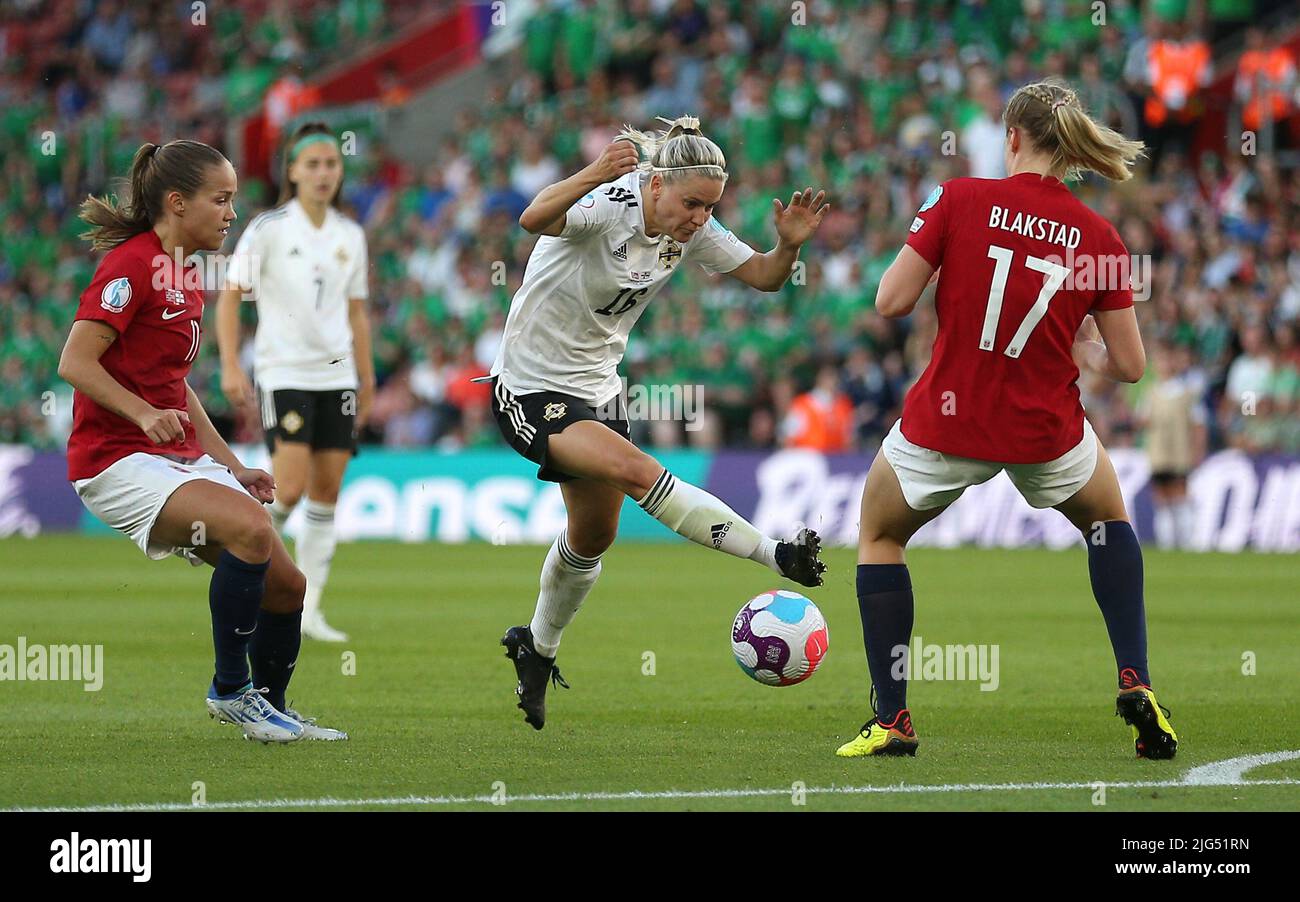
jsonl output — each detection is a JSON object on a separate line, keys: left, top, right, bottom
{"left": 79, "top": 140, "right": 230, "bottom": 251}
{"left": 278, "top": 121, "right": 344, "bottom": 206}
{"left": 1003, "top": 78, "right": 1146, "bottom": 182}
{"left": 617, "top": 115, "right": 728, "bottom": 186}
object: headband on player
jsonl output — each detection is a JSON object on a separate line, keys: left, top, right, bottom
{"left": 289, "top": 133, "right": 339, "bottom": 162}
{"left": 652, "top": 164, "right": 725, "bottom": 173}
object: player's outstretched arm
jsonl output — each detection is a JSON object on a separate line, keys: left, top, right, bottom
{"left": 875, "top": 245, "right": 936, "bottom": 318}
{"left": 518, "top": 140, "right": 639, "bottom": 236}
{"left": 1074, "top": 309, "right": 1146, "bottom": 383}
{"left": 728, "top": 187, "right": 829, "bottom": 292}
{"left": 58, "top": 320, "right": 190, "bottom": 446}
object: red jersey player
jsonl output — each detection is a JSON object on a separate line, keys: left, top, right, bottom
{"left": 837, "top": 80, "right": 1177, "bottom": 761}
{"left": 59, "top": 140, "right": 345, "bottom": 742}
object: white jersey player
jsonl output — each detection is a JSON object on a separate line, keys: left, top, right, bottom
{"left": 493, "top": 115, "right": 830, "bottom": 730}
{"left": 490, "top": 168, "right": 753, "bottom": 407}
{"left": 217, "top": 122, "right": 374, "bottom": 643}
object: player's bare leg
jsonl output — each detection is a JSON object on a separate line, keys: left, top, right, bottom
{"left": 502, "top": 478, "right": 620, "bottom": 730}
{"left": 295, "top": 448, "right": 351, "bottom": 642}
{"left": 153, "top": 480, "right": 303, "bottom": 742}
{"left": 1055, "top": 442, "right": 1177, "bottom": 758}
{"left": 547, "top": 421, "right": 825, "bottom": 586}
{"left": 857, "top": 452, "right": 948, "bottom": 565}
{"left": 839, "top": 453, "right": 948, "bottom": 758}
{"left": 267, "top": 439, "right": 310, "bottom": 533}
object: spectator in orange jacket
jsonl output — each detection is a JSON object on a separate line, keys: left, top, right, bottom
{"left": 782, "top": 365, "right": 854, "bottom": 453}
{"left": 1236, "top": 28, "right": 1297, "bottom": 143}
{"left": 1145, "top": 23, "right": 1211, "bottom": 128}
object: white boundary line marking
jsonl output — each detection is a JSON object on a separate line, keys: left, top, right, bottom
{"left": 6, "top": 753, "right": 1299, "bottom": 812}
{"left": 1182, "top": 750, "right": 1300, "bottom": 785}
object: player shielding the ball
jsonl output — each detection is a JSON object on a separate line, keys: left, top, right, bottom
{"left": 838, "top": 80, "right": 1177, "bottom": 760}
{"left": 492, "top": 116, "right": 829, "bottom": 729}
{"left": 60, "top": 140, "right": 346, "bottom": 742}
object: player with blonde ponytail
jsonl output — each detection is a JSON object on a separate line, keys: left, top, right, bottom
{"left": 837, "top": 79, "right": 1177, "bottom": 761}
{"left": 493, "top": 115, "right": 830, "bottom": 730}
{"left": 1002, "top": 81, "right": 1146, "bottom": 182}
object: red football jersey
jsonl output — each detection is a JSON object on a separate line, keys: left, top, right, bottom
{"left": 900, "top": 173, "right": 1134, "bottom": 463}
{"left": 68, "top": 229, "right": 205, "bottom": 480}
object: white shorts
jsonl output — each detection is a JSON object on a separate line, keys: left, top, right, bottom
{"left": 73, "top": 452, "right": 248, "bottom": 562}
{"left": 882, "top": 419, "right": 1098, "bottom": 512}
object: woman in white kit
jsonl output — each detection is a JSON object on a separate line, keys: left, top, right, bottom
{"left": 491, "top": 115, "right": 830, "bottom": 730}
{"left": 217, "top": 121, "right": 374, "bottom": 642}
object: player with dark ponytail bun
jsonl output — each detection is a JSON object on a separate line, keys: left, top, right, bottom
{"left": 60, "top": 139, "right": 347, "bottom": 743}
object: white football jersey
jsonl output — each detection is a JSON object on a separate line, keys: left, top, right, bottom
{"left": 226, "top": 198, "right": 369, "bottom": 392}
{"left": 490, "top": 172, "right": 756, "bottom": 406}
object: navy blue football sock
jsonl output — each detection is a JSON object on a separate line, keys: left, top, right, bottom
{"left": 209, "top": 550, "right": 269, "bottom": 692}
{"left": 856, "top": 563, "right": 914, "bottom": 722}
{"left": 250, "top": 609, "right": 302, "bottom": 713}
{"left": 1086, "top": 520, "right": 1151, "bottom": 688}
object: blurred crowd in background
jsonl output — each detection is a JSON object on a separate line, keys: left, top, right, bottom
{"left": 2, "top": 0, "right": 1299, "bottom": 468}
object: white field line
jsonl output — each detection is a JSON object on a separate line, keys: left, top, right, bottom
{"left": 1182, "top": 750, "right": 1300, "bottom": 784}
{"left": 6, "top": 752, "right": 1299, "bottom": 813}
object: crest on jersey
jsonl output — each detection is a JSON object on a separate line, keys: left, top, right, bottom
{"left": 164, "top": 288, "right": 185, "bottom": 305}
{"left": 100, "top": 277, "right": 132, "bottom": 313}
{"left": 918, "top": 185, "right": 943, "bottom": 212}
{"left": 542, "top": 402, "right": 567, "bottom": 422}
{"left": 335, "top": 246, "right": 349, "bottom": 265}
{"left": 280, "top": 410, "right": 304, "bottom": 435}
{"left": 658, "top": 240, "right": 682, "bottom": 269}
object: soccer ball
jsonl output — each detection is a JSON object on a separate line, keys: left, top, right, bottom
{"left": 731, "top": 590, "right": 828, "bottom": 686}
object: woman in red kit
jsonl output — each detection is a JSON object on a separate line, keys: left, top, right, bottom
{"left": 58, "top": 140, "right": 344, "bottom": 742}
{"left": 837, "top": 79, "right": 1178, "bottom": 761}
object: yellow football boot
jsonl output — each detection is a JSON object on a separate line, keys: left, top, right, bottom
{"left": 836, "top": 709, "right": 919, "bottom": 758}
{"left": 1116, "top": 668, "right": 1178, "bottom": 760}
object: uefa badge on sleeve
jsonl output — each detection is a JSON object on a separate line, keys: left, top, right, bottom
{"left": 100, "top": 276, "right": 132, "bottom": 313}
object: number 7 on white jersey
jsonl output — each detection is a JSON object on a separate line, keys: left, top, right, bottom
{"left": 979, "top": 244, "right": 1071, "bottom": 358}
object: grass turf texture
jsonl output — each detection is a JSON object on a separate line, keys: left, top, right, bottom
{"left": 1, "top": 535, "right": 1296, "bottom": 811}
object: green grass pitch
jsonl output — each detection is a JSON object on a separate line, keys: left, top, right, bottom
{"left": 1, "top": 535, "right": 1297, "bottom": 811}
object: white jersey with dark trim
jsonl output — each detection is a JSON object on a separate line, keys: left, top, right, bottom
{"left": 490, "top": 171, "right": 756, "bottom": 407}
{"left": 226, "top": 198, "right": 369, "bottom": 392}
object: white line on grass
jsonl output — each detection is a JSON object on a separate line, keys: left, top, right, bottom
{"left": 1182, "top": 750, "right": 1300, "bottom": 785}
{"left": 7, "top": 759, "right": 1299, "bottom": 812}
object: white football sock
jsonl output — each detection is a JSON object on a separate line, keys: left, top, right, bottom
{"left": 529, "top": 530, "right": 602, "bottom": 658}
{"left": 637, "top": 470, "right": 780, "bottom": 573}
{"left": 297, "top": 499, "right": 337, "bottom": 620}
{"left": 269, "top": 498, "right": 294, "bottom": 536}
{"left": 1153, "top": 505, "right": 1174, "bottom": 549}
{"left": 1172, "top": 499, "right": 1195, "bottom": 549}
